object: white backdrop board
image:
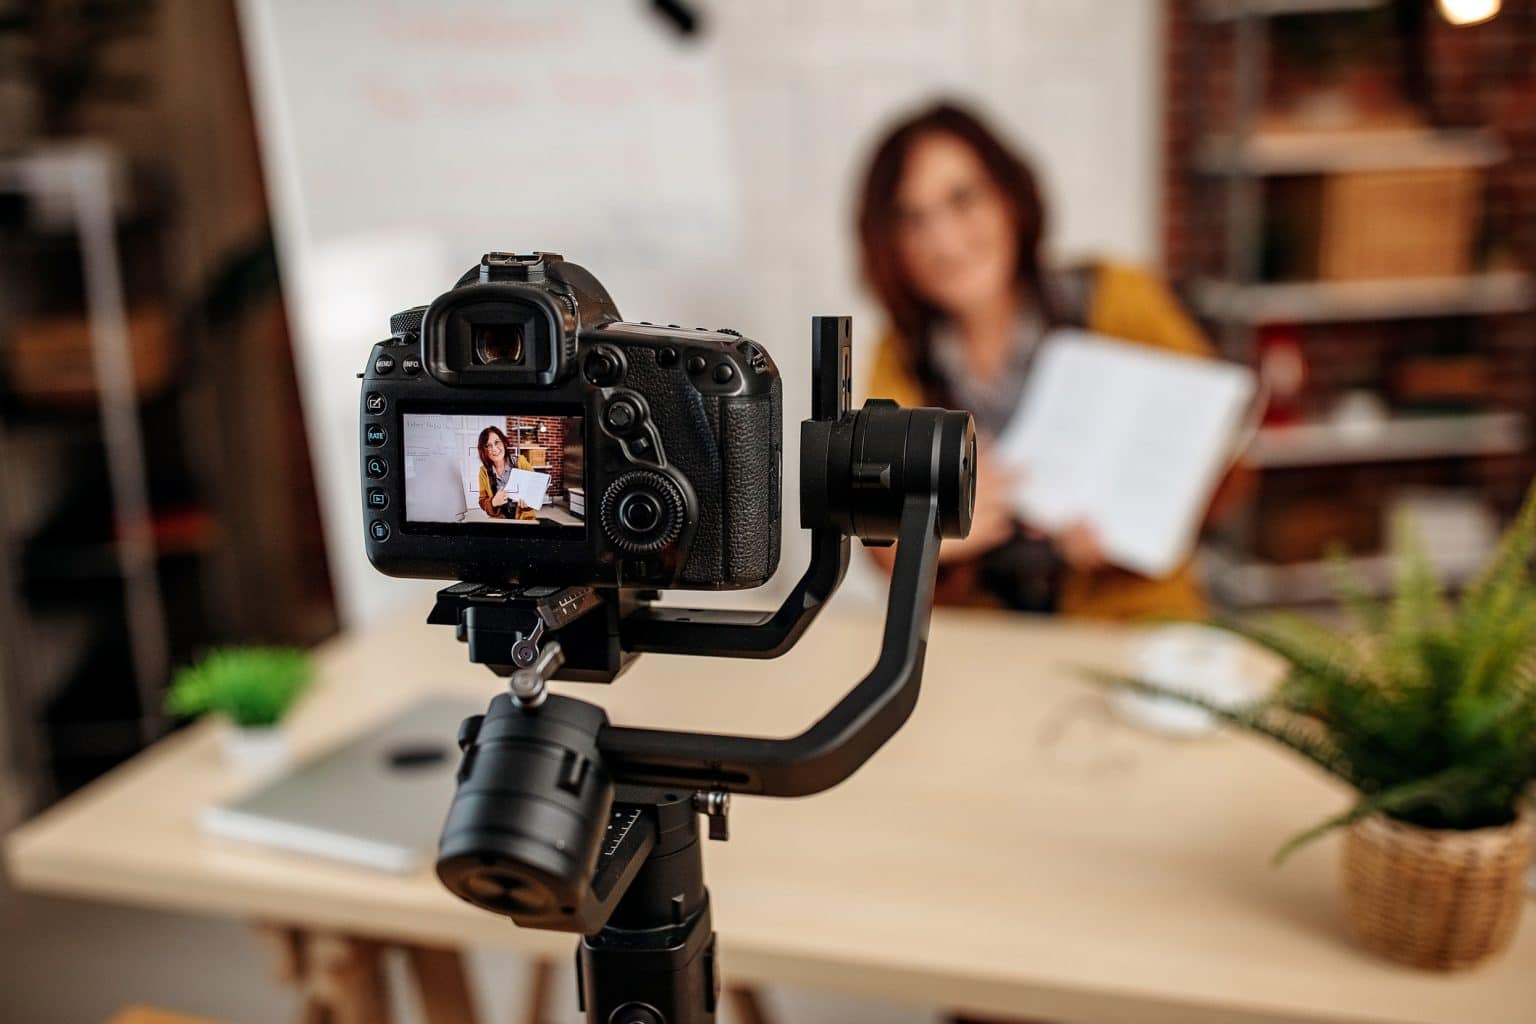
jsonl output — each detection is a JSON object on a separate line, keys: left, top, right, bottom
{"left": 237, "top": 0, "right": 1163, "bottom": 627}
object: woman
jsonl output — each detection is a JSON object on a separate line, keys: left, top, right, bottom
{"left": 856, "top": 101, "right": 1220, "bottom": 620}
{"left": 476, "top": 426, "right": 538, "bottom": 522}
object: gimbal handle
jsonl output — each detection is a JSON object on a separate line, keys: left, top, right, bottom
{"left": 599, "top": 489, "right": 941, "bottom": 796}
{"left": 619, "top": 528, "right": 850, "bottom": 659}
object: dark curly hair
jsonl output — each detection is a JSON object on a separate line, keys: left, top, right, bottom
{"left": 855, "top": 100, "right": 1055, "bottom": 403}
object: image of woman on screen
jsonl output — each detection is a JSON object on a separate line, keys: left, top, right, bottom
{"left": 476, "top": 426, "right": 537, "bottom": 522}
{"left": 856, "top": 100, "right": 1234, "bottom": 620}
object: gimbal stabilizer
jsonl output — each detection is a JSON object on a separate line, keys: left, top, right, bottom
{"left": 429, "top": 318, "right": 975, "bottom": 1023}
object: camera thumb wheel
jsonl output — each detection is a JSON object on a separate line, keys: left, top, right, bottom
{"left": 601, "top": 471, "right": 685, "bottom": 554}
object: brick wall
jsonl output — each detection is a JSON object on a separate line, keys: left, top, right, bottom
{"left": 505, "top": 415, "right": 578, "bottom": 498}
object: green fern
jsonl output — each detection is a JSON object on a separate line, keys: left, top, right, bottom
{"left": 1089, "top": 483, "right": 1536, "bottom": 859}
{"left": 165, "top": 647, "right": 313, "bottom": 729}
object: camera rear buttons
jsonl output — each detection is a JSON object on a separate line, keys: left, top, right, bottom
{"left": 604, "top": 397, "right": 641, "bottom": 435}
{"left": 369, "top": 521, "right": 390, "bottom": 542}
{"left": 583, "top": 346, "right": 625, "bottom": 387}
{"left": 367, "top": 489, "right": 389, "bottom": 510}
{"left": 365, "top": 424, "right": 387, "bottom": 447}
{"left": 626, "top": 434, "right": 656, "bottom": 461}
{"left": 365, "top": 392, "right": 386, "bottom": 414}
{"left": 374, "top": 354, "right": 395, "bottom": 374}
{"left": 401, "top": 354, "right": 423, "bottom": 376}
{"left": 366, "top": 456, "right": 388, "bottom": 479}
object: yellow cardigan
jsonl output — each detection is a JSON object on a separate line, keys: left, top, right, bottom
{"left": 867, "top": 261, "right": 1210, "bottom": 621}
{"left": 477, "top": 454, "right": 538, "bottom": 521}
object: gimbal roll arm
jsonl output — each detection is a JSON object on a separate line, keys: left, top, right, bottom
{"left": 618, "top": 316, "right": 855, "bottom": 659}
{"left": 598, "top": 490, "right": 940, "bottom": 796}
{"left": 619, "top": 528, "right": 850, "bottom": 659}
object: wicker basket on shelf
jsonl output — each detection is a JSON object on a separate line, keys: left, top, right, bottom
{"left": 1342, "top": 810, "right": 1532, "bottom": 970}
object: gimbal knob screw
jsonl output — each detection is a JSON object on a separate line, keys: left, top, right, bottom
{"left": 509, "top": 639, "right": 564, "bottom": 710}
{"left": 691, "top": 790, "right": 731, "bottom": 842}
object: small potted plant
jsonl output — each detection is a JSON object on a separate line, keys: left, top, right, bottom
{"left": 1096, "top": 493, "right": 1536, "bottom": 970}
{"left": 166, "top": 647, "right": 313, "bottom": 778}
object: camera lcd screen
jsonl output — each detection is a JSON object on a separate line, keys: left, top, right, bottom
{"left": 402, "top": 412, "right": 585, "bottom": 533}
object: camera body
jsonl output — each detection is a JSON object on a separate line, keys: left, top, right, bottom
{"left": 361, "top": 252, "right": 781, "bottom": 590}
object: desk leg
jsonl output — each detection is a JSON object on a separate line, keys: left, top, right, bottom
{"left": 725, "top": 985, "right": 774, "bottom": 1024}
{"left": 403, "top": 944, "right": 479, "bottom": 1024}
{"left": 256, "top": 926, "right": 392, "bottom": 1024}
{"left": 519, "top": 955, "right": 556, "bottom": 1024}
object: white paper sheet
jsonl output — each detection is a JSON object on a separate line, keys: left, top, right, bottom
{"left": 995, "top": 330, "right": 1255, "bottom": 578}
{"left": 499, "top": 467, "right": 551, "bottom": 511}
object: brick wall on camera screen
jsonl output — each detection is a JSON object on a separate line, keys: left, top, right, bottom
{"left": 506, "top": 415, "right": 572, "bottom": 498}
{"left": 1161, "top": 2, "right": 1536, "bottom": 511}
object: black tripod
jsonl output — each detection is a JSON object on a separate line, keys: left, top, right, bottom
{"left": 430, "top": 318, "right": 973, "bottom": 1023}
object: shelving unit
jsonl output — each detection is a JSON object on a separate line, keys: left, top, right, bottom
{"left": 1198, "top": 0, "right": 1385, "bottom": 20}
{"left": 1205, "top": 541, "right": 1492, "bottom": 606}
{"left": 1249, "top": 411, "right": 1525, "bottom": 468}
{"left": 1177, "top": 1, "right": 1533, "bottom": 609}
{"left": 1193, "top": 271, "right": 1534, "bottom": 323}
{"left": 1195, "top": 126, "right": 1506, "bottom": 174}
{"left": 0, "top": 144, "right": 201, "bottom": 802}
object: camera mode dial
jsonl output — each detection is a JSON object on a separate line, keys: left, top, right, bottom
{"left": 600, "top": 471, "right": 686, "bottom": 554}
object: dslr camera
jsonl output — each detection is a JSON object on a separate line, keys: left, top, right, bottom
{"left": 361, "top": 252, "right": 781, "bottom": 590}
{"left": 360, "top": 251, "right": 977, "bottom": 1023}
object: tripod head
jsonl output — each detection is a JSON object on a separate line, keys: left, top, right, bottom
{"left": 430, "top": 316, "right": 974, "bottom": 935}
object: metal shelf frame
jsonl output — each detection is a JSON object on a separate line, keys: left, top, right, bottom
{"left": 0, "top": 143, "right": 171, "bottom": 809}
{"left": 1193, "top": 271, "right": 1535, "bottom": 323}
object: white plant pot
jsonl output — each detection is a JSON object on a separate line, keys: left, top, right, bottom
{"left": 219, "top": 723, "right": 292, "bottom": 780}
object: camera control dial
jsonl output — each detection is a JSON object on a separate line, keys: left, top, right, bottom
{"left": 600, "top": 471, "right": 685, "bottom": 554}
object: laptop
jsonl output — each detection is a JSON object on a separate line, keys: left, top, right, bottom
{"left": 200, "top": 697, "right": 480, "bottom": 873}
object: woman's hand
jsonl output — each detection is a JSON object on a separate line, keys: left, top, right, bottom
{"left": 491, "top": 488, "right": 510, "bottom": 507}
{"left": 1055, "top": 520, "right": 1106, "bottom": 573}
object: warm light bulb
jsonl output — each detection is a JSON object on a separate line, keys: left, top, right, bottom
{"left": 1437, "top": 0, "right": 1501, "bottom": 25}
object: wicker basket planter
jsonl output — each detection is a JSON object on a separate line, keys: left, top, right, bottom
{"left": 1341, "top": 810, "right": 1532, "bottom": 970}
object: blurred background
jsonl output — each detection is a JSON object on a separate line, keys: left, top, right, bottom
{"left": 0, "top": 1, "right": 1531, "bottom": 1021}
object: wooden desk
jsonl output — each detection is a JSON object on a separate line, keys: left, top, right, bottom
{"left": 7, "top": 608, "right": 1534, "bottom": 1023}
